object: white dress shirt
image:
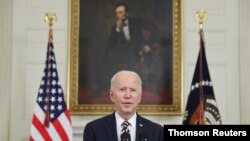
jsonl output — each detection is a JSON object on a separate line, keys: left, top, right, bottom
{"left": 115, "top": 19, "right": 130, "bottom": 41}
{"left": 115, "top": 112, "right": 136, "bottom": 141}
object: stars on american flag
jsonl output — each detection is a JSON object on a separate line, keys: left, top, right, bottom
{"left": 36, "top": 47, "right": 66, "bottom": 121}
{"left": 37, "top": 80, "right": 66, "bottom": 121}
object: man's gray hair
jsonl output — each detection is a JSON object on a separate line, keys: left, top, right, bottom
{"left": 110, "top": 70, "right": 142, "bottom": 92}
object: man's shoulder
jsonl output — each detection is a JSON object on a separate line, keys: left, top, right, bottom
{"left": 129, "top": 17, "right": 143, "bottom": 24}
{"left": 138, "top": 115, "right": 163, "bottom": 129}
{"left": 85, "top": 114, "right": 114, "bottom": 127}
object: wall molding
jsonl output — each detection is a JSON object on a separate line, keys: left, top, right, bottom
{"left": 239, "top": 0, "right": 250, "bottom": 124}
{"left": 0, "top": 0, "right": 12, "bottom": 140}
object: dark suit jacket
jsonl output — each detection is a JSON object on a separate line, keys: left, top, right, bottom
{"left": 83, "top": 112, "right": 163, "bottom": 141}
{"left": 105, "top": 17, "right": 159, "bottom": 68}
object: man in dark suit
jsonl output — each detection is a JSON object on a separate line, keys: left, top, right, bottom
{"left": 83, "top": 70, "right": 163, "bottom": 141}
{"left": 101, "top": 2, "right": 160, "bottom": 92}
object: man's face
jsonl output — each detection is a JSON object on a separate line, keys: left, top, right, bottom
{"left": 115, "top": 6, "right": 127, "bottom": 21}
{"left": 110, "top": 73, "right": 142, "bottom": 116}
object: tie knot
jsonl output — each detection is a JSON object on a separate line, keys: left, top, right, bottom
{"left": 121, "top": 121, "right": 130, "bottom": 128}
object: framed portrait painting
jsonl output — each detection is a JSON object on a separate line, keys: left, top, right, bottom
{"left": 68, "top": 0, "right": 182, "bottom": 115}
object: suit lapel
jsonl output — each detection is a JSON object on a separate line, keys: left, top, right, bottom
{"left": 136, "top": 115, "right": 145, "bottom": 141}
{"left": 104, "top": 113, "right": 118, "bottom": 141}
{"left": 128, "top": 18, "right": 135, "bottom": 41}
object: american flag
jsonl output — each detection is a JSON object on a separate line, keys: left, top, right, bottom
{"left": 30, "top": 31, "right": 72, "bottom": 140}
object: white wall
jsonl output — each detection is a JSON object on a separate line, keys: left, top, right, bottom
{"left": 3, "top": 0, "right": 243, "bottom": 140}
{"left": 0, "top": 0, "right": 12, "bottom": 141}
{"left": 239, "top": 0, "right": 250, "bottom": 124}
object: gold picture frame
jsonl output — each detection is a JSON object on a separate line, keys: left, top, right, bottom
{"left": 67, "top": 0, "right": 182, "bottom": 115}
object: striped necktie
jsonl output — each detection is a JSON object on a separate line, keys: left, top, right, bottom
{"left": 120, "top": 121, "right": 131, "bottom": 141}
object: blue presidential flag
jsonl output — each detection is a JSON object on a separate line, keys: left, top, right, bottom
{"left": 183, "top": 29, "right": 222, "bottom": 125}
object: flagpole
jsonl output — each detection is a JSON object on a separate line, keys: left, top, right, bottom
{"left": 43, "top": 12, "right": 57, "bottom": 127}
{"left": 183, "top": 11, "right": 221, "bottom": 125}
{"left": 195, "top": 10, "right": 207, "bottom": 125}
{"left": 30, "top": 13, "right": 72, "bottom": 140}
{"left": 44, "top": 12, "right": 57, "bottom": 28}
{"left": 44, "top": 12, "right": 57, "bottom": 43}
{"left": 195, "top": 10, "right": 207, "bottom": 31}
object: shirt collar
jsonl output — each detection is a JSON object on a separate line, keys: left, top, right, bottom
{"left": 115, "top": 111, "right": 137, "bottom": 129}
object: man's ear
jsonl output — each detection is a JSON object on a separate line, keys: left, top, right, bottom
{"left": 138, "top": 93, "right": 142, "bottom": 104}
{"left": 110, "top": 90, "right": 115, "bottom": 102}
